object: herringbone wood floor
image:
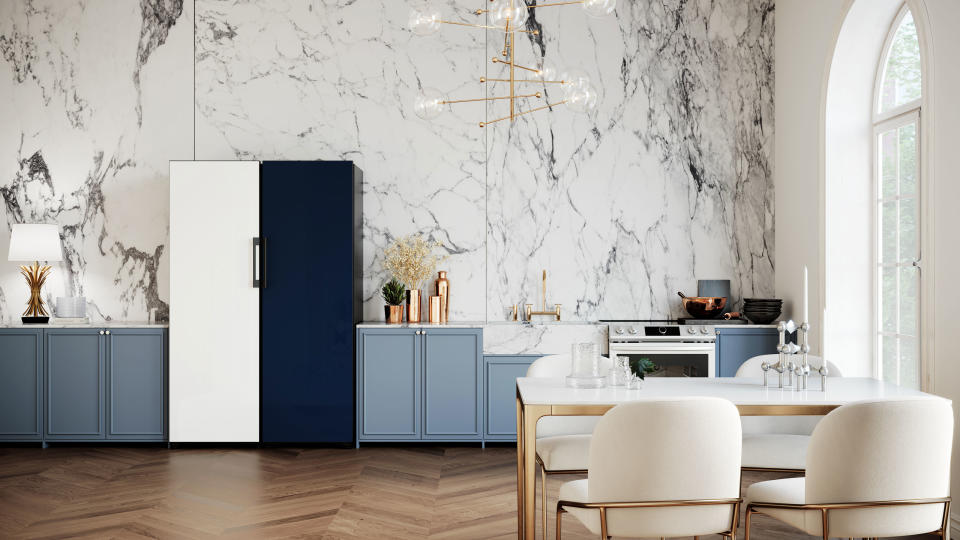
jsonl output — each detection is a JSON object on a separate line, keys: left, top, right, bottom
{"left": 0, "top": 445, "right": 941, "bottom": 539}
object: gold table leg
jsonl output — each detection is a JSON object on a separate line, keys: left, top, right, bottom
{"left": 517, "top": 393, "right": 550, "bottom": 540}
{"left": 516, "top": 392, "right": 524, "bottom": 540}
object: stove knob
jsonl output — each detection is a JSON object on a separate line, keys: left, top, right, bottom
{"left": 699, "top": 327, "right": 709, "bottom": 335}
{"left": 615, "top": 327, "right": 624, "bottom": 335}
{"left": 686, "top": 327, "right": 695, "bottom": 334}
{"left": 628, "top": 327, "right": 638, "bottom": 335}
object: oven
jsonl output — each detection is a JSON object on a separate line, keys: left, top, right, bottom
{"left": 605, "top": 321, "right": 716, "bottom": 378}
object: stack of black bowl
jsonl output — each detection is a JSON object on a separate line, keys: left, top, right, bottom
{"left": 742, "top": 298, "right": 783, "bottom": 324}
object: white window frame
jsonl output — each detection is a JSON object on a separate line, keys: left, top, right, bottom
{"left": 872, "top": 3, "right": 922, "bottom": 386}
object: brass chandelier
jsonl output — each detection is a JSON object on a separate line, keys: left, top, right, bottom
{"left": 409, "top": 0, "right": 616, "bottom": 127}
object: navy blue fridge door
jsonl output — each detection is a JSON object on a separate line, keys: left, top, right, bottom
{"left": 260, "top": 161, "right": 361, "bottom": 443}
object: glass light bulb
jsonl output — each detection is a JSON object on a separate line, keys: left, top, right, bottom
{"left": 582, "top": 0, "right": 616, "bottom": 18}
{"left": 409, "top": 8, "right": 441, "bottom": 36}
{"left": 537, "top": 61, "right": 559, "bottom": 83}
{"left": 489, "top": 0, "right": 529, "bottom": 29}
{"left": 565, "top": 83, "right": 599, "bottom": 114}
{"left": 560, "top": 68, "right": 591, "bottom": 92}
{"left": 414, "top": 88, "right": 447, "bottom": 120}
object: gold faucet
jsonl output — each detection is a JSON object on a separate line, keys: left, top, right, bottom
{"left": 525, "top": 269, "right": 561, "bottom": 321}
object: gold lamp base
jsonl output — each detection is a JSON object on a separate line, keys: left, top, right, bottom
{"left": 20, "top": 261, "right": 52, "bottom": 323}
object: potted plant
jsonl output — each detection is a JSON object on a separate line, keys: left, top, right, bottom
{"left": 629, "top": 357, "right": 658, "bottom": 379}
{"left": 381, "top": 278, "right": 406, "bottom": 324}
{"left": 383, "top": 235, "right": 447, "bottom": 323}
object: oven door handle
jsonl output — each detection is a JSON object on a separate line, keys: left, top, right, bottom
{"left": 609, "top": 343, "right": 716, "bottom": 353}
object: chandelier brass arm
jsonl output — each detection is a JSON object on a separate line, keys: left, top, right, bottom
{"left": 479, "top": 100, "right": 568, "bottom": 128}
{"left": 490, "top": 58, "right": 540, "bottom": 73}
{"left": 481, "top": 78, "right": 565, "bottom": 84}
{"left": 438, "top": 19, "right": 539, "bottom": 34}
{"left": 440, "top": 92, "right": 541, "bottom": 105}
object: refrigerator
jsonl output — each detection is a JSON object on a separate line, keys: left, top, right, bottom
{"left": 169, "top": 160, "right": 362, "bottom": 444}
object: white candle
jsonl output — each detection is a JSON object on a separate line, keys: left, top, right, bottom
{"left": 802, "top": 266, "right": 809, "bottom": 323}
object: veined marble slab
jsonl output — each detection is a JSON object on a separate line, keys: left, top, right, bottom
{"left": 356, "top": 321, "right": 485, "bottom": 329}
{"left": 0, "top": 320, "right": 167, "bottom": 328}
{"left": 0, "top": 0, "right": 192, "bottom": 322}
{"left": 483, "top": 322, "right": 607, "bottom": 355}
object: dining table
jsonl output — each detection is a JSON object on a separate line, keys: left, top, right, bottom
{"left": 514, "top": 376, "right": 937, "bottom": 540}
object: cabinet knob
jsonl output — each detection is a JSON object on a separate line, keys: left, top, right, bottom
{"left": 105, "top": 330, "right": 111, "bottom": 335}
{"left": 99, "top": 330, "right": 105, "bottom": 335}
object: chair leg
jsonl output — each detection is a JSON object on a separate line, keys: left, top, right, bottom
{"left": 744, "top": 506, "right": 753, "bottom": 540}
{"left": 555, "top": 506, "right": 563, "bottom": 540}
{"left": 541, "top": 466, "right": 547, "bottom": 540}
{"left": 821, "top": 508, "right": 829, "bottom": 540}
{"left": 599, "top": 507, "right": 608, "bottom": 540}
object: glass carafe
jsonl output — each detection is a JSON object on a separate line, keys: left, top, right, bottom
{"left": 566, "top": 342, "right": 606, "bottom": 388}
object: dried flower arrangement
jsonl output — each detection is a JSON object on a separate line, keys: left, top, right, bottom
{"left": 383, "top": 235, "right": 448, "bottom": 290}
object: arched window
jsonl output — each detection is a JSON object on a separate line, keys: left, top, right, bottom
{"left": 873, "top": 5, "right": 922, "bottom": 388}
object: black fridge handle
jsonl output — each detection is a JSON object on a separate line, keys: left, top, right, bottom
{"left": 253, "top": 237, "right": 266, "bottom": 288}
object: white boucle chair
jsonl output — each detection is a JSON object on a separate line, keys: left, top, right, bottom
{"left": 526, "top": 354, "right": 611, "bottom": 540}
{"left": 736, "top": 354, "right": 842, "bottom": 472}
{"left": 556, "top": 397, "right": 743, "bottom": 539}
{"left": 745, "top": 398, "right": 953, "bottom": 539}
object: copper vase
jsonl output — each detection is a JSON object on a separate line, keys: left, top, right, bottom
{"left": 384, "top": 305, "right": 404, "bottom": 324}
{"left": 406, "top": 289, "right": 422, "bottom": 323}
{"left": 435, "top": 271, "right": 450, "bottom": 323}
{"left": 428, "top": 296, "right": 442, "bottom": 323}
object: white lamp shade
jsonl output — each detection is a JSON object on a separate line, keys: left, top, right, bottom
{"left": 8, "top": 224, "right": 63, "bottom": 262}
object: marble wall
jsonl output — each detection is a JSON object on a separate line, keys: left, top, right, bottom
{"left": 0, "top": 0, "right": 192, "bottom": 321}
{"left": 0, "top": 0, "right": 774, "bottom": 323}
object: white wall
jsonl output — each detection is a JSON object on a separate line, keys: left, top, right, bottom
{"left": 925, "top": 0, "right": 960, "bottom": 532}
{"left": 774, "top": 0, "right": 846, "bottom": 357}
{"left": 777, "top": 0, "right": 960, "bottom": 531}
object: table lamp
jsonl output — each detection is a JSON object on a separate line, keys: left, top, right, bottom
{"left": 7, "top": 224, "right": 63, "bottom": 323}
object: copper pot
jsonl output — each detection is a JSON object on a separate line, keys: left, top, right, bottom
{"left": 385, "top": 304, "right": 404, "bottom": 324}
{"left": 678, "top": 291, "right": 727, "bottom": 319}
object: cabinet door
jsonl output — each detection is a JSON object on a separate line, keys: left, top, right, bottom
{"left": 45, "top": 329, "right": 105, "bottom": 440}
{"left": 484, "top": 356, "right": 539, "bottom": 441}
{"left": 358, "top": 329, "right": 421, "bottom": 439}
{"left": 169, "top": 160, "right": 260, "bottom": 443}
{"left": 107, "top": 329, "right": 166, "bottom": 440}
{"left": 0, "top": 330, "right": 43, "bottom": 441}
{"left": 423, "top": 329, "right": 482, "bottom": 440}
{"left": 261, "top": 162, "right": 358, "bottom": 444}
{"left": 716, "top": 328, "right": 781, "bottom": 377}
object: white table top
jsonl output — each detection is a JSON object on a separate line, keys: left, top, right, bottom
{"left": 517, "top": 376, "right": 940, "bottom": 407}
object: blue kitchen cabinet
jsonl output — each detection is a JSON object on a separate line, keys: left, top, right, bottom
{"left": 45, "top": 329, "right": 106, "bottom": 440}
{"left": 715, "top": 327, "right": 781, "bottom": 377}
{"left": 356, "top": 327, "right": 483, "bottom": 444}
{"left": 423, "top": 329, "right": 482, "bottom": 440}
{"left": 0, "top": 329, "right": 43, "bottom": 441}
{"left": 357, "top": 328, "right": 421, "bottom": 440}
{"left": 107, "top": 329, "right": 166, "bottom": 440}
{"left": 484, "top": 355, "right": 539, "bottom": 441}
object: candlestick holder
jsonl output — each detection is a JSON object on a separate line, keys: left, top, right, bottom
{"left": 761, "top": 319, "right": 825, "bottom": 391}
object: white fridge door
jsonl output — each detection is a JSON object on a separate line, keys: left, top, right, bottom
{"left": 169, "top": 161, "right": 260, "bottom": 442}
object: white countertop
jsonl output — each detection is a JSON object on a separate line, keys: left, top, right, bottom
{"left": 517, "top": 376, "right": 938, "bottom": 407}
{"left": 0, "top": 321, "right": 168, "bottom": 328}
{"left": 356, "top": 321, "right": 485, "bottom": 328}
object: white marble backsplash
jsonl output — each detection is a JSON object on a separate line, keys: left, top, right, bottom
{"left": 483, "top": 322, "right": 608, "bottom": 355}
{"left": 1, "top": 0, "right": 774, "bottom": 324}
